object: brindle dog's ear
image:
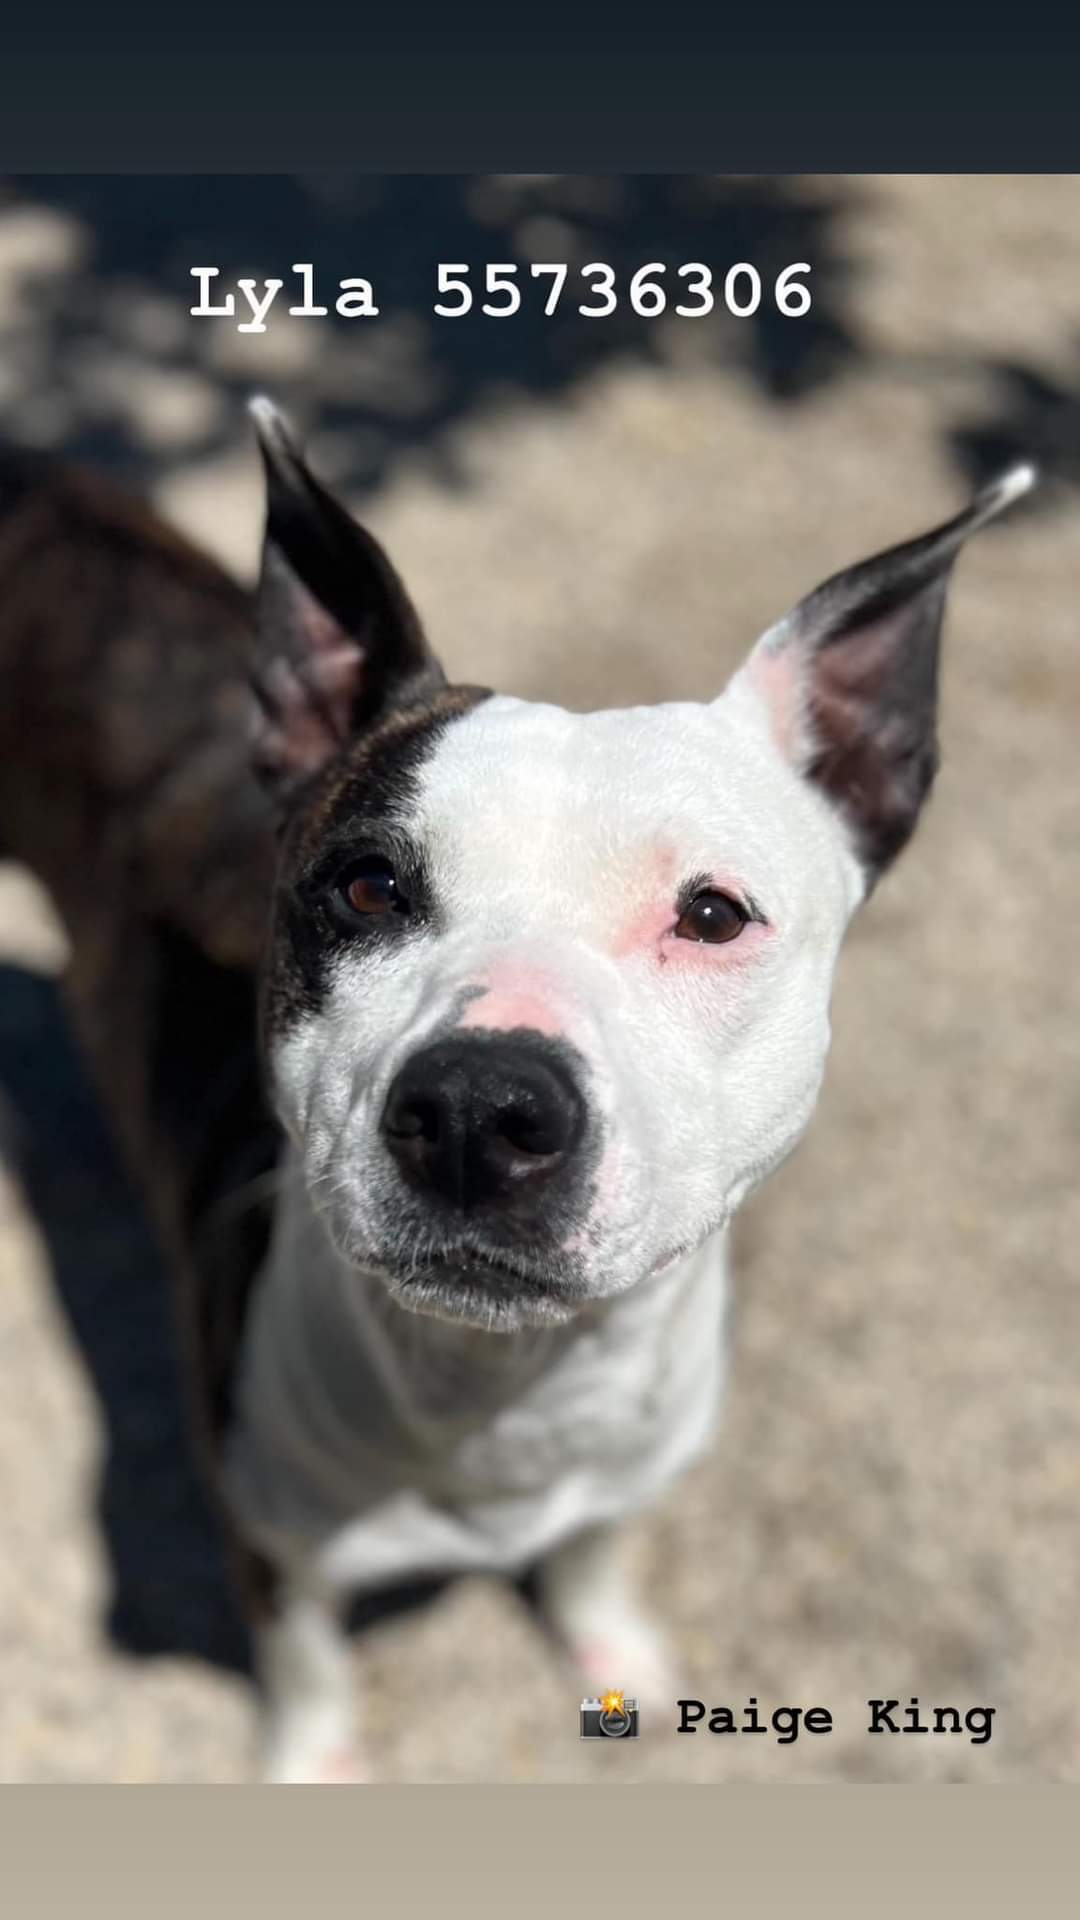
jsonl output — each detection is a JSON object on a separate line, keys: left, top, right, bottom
{"left": 734, "top": 464, "right": 1037, "bottom": 888}
{"left": 248, "top": 397, "right": 444, "bottom": 799}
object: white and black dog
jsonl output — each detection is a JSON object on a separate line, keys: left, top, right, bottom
{"left": 0, "top": 412, "right": 1033, "bottom": 1780}
{"left": 226, "top": 405, "right": 1034, "bottom": 1779}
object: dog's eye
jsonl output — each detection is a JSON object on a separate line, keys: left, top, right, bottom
{"left": 674, "top": 889, "right": 748, "bottom": 944}
{"left": 337, "top": 855, "right": 408, "bottom": 918}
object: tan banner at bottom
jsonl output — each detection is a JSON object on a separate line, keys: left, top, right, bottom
{"left": 2, "top": 1786, "right": 1076, "bottom": 1918}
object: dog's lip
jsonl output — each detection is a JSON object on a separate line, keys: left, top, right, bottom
{"left": 375, "top": 1244, "right": 569, "bottom": 1296}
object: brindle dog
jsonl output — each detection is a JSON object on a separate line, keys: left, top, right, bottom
{"left": 0, "top": 446, "right": 281, "bottom": 1625}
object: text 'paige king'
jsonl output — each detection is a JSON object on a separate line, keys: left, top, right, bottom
{"left": 676, "top": 1697, "right": 995, "bottom": 1745}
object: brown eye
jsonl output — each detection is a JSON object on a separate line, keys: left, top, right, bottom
{"left": 339, "top": 855, "right": 406, "bottom": 918}
{"left": 674, "top": 889, "right": 748, "bottom": 945}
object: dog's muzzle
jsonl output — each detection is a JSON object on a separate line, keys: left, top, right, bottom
{"left": 380, "top": 1029, "right": 587, "bottom": 1222}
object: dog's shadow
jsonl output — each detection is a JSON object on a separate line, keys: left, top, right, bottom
{"left": 0, "top": 961, "right": 254, "bottom": 1673}
{"left": 0, "top": 961, "right": 492, "bottom": 1679}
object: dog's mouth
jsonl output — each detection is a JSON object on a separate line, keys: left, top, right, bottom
{"left": 366, "top": 1241, "right": 586, "bottom": 1331}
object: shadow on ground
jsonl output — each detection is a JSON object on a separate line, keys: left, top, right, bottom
{"left": 0, "top": 175, "right": 863, "bottom": 494}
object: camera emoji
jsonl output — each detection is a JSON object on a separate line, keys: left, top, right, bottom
{"left": 580, "top": 1691, "right": 640, "bottom": 1739}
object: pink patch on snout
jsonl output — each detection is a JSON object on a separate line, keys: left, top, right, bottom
{"left": 459, "top": 968, "right": 567, "bottom": 1040}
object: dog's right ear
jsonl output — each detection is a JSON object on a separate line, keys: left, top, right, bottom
{"left": 248, "top": 398, "right": 445, "bottom": 800}
{"left": 726, "top": 464, "right": 1036, "bottom": 890}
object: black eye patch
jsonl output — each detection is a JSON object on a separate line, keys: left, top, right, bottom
{"left": 262, "top": 686, "right": 492, "bottom": 1032}
{"left": 288, "top": 825, "right": 433, "bottom": 941}
{"left": 334, "top": 852, "right": 410, "bottom": 923}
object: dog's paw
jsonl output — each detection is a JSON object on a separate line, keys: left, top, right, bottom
{"left": 567, "top": 1614, "right": 682, "bottom": 1716}
{"left": 260, "top": 1715, "right": 370, "bottom": 1785}
{"left": 261, "top": 1740, "right": 371, "bottom": 1785}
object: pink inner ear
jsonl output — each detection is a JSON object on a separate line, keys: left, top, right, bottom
{"left": 255, "top": 573, "right": 368, "bottom": 781}
{"left": 748, "top": 612, "right": 911, "bottom": 772}
{"left": 803, "top": 614, "right": 919, "bottom": 836}
{"left": 747, "top": 641, "right": 804, "bottom": 763}
{"left": 810, "top": 613, "right": 900, "bottom": 705}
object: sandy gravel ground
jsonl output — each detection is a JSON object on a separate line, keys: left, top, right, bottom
{"left": 0, "top": 176, "right": 1078, "bottom": 1781}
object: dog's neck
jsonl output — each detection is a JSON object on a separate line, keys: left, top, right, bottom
{"left": 240, "top": 1149, "right": 727, "bottom": 1439}
{"left": 224, "top": 1150, "right": 730, "bottom": 1558}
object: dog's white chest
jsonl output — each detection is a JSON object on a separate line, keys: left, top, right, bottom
{"left": 222, "top": 1186, "right": 728, "bottom": 1592}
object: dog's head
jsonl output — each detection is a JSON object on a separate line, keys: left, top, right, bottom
{"left": 247, "top": 400, "right": 1032, "bottom": 1331}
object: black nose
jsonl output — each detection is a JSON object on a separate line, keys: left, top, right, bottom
{"left": 381, "top": 1033, "right": 586, "bottom": 1211}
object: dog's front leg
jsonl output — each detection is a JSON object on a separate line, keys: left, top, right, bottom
{"left": 256, "top": 1574, "right": 365, "bottom": 1784}
{"left": 534, "top": 1521, "right": 680, "bottom": 1713}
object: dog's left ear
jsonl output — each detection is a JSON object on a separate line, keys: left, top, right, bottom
{"left": 248, "top": 398, "right": 444, "bottom": 799}
{"left": 730, "top": 465, "right": 1036, "bottom": 888}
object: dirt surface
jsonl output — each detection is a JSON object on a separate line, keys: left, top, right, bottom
{"left": 0, "top": 175, "right": 1078, "bottom": 1781}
